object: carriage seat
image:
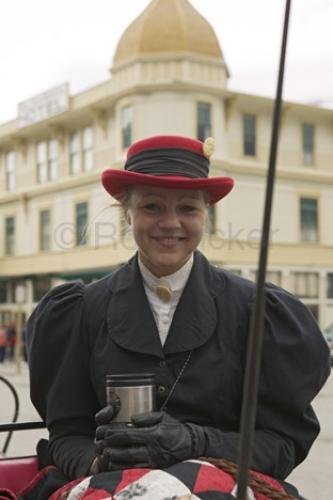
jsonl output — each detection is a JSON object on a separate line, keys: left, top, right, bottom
{"left": 0, "top": 456, "right": 39, "bottom": 495}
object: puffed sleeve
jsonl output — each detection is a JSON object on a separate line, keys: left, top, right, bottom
{"left": 255, "top": 284, "right": 330, "bottom": 473}
{"left": 201, "top": 284, "right": 330, "bottom": 479}
{"left": 27, "top": 282, "right": 100, "bottom": 479}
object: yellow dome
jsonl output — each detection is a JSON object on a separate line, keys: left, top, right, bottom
{"left": 113, "top": 0, "right": 224, "bottom": 66}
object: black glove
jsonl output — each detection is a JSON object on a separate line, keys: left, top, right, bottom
{"left": 91, "top": 393, "right": 121, "bottom": 473}
{"left": 95, "top": 411, "right": 206, "bottom": 471}
{"left": 95, "top": 394, "right": 121, "bottom": 433}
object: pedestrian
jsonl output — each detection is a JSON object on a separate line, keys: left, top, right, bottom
{"left": 0, "top": 324, "right": 7, "bottom": 362}
{"left": 21, "top": 323, "right": 28, "bottom": 362}
{"left": 5, "top": 323, "right": 16, "bottom": 361}
{"left": 27, "top": 135, "right": 330, "bottom": 498}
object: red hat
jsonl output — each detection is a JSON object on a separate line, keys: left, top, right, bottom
{"left": 101, "top": 135, "right": 234, "bottom": 204}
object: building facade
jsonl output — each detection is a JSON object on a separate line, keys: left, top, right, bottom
{"left": 0, "top": 0, "right": 332, "bottom": 329}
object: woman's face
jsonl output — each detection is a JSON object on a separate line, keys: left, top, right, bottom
{"left": 126, "top": 186, "right": 207, "bottom": 277}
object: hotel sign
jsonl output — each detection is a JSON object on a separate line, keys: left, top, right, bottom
{"left": 18, "top": 83, "right": 69, "bottom": 128}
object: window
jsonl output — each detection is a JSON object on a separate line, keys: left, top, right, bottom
{"left": 75, "top": 202, "right": 88, "bottom": 246}
{"left": 5, "top": 152, "right": 16, "bottom": 191}
{"left": 292, "top": 272, "right": 319, "bottom": 298}
{"left": 327, "top": 273, "right": 333, "bottom": 299}
{"left": 39, "top": 210, "right": 51, "bottom": 251}
{"left": 243, "top": 114, "right": 256, "bottom": 156}
{"left": 70, "top": 132, "right": 80, "bottom": 174}
{"left": 121, "top": 106, "right": 132, "bottom": 149}
{"left": 302, "top": 123, "right": 314, "bottom": 165}
{"left": 83, "top": 126, "right": 93, "bottom": 171}
{"left": 10, "top": 281, "right": 26, "bottom": 304}
{"left": 251, "top": 270, "right": 282, "bottom": 286}
{"left": 33, "top": 276, "right": 51, "bottom": 302}
{"left": 300, "top": 198, "right": 318, "bottom": 242}
{"left": 37, "top": 140, "right": 58, "bottom": 183}
{"left": 197, "top": 102, "right": 211, "bottom": 141}
{"left": 266, "top": 271, "right": 282, "bottom": 286}
{"left": 5, "top": 217, "right": 15, "bottom": 255}
{"left": 207, "top": 205, "right": 217, "bottom": 234}
{"left": 37, "top": 142, "right": 47, "bottom": 183}
{"left": 0, "top": 281, "right": 7, "bottom": 303}
{"left": 70, "top": 128, "right": 94, "bottom": 173}
{"left": 48, "top": 139, "right": 58, "bottom": 180}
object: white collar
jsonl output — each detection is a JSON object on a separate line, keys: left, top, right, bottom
{"left": 138, "top": 254, "right": 194, "bottom": 294}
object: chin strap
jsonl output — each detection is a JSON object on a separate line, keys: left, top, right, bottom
{"left": 236, "top": 2, "right": 292, "bottom": 499}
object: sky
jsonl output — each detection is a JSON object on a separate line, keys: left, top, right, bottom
{"left": 0, "top": 0, "right": 332, "bottom": 124}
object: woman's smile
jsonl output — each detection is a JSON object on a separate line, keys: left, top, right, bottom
{"left": 152, "top": 236, "right": 187, "bottom": 247}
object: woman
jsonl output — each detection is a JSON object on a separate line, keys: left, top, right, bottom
{"left": 27, "top": 135, "right": 330, "bottom": 496}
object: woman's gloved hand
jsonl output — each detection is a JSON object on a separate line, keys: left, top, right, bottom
{"left": 95, "top": 392, "right": 121, "bottom": 435}
{"left": 90, "top": 393, "right": 121, "bottom": 474}
{"left": 94, "top": 411, "right": 206, "bottom": 471}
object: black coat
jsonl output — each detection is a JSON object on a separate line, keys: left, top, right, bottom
{"left": 27, "top": 251, "right": 330, "bottom": 480}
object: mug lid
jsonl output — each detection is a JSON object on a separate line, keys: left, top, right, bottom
{"left": 106, "top": 373, "right": 155, "bottom": 386}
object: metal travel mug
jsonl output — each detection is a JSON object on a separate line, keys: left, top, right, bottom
{"left": 106, "top": 373, "right": 155, "bottom": 423}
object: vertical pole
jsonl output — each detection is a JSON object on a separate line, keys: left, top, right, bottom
{"left": 236, "top": 1, "right": 292, "bottom": 498}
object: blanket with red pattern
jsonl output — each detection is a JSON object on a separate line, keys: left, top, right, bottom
{"left": 7, "top": 460, "right": 299, "bottom": 500}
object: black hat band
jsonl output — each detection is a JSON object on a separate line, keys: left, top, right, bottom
{"left": 125, "top": 148, "right": 209, "bottom": 178}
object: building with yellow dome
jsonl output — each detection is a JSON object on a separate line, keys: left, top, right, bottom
{"left": 0, "top": 0, "right": 332, "bottom": 330}
{"left": 113, "top": 0, "right": 225, "bottom": 63}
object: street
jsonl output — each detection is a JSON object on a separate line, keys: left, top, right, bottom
{"left": 0, "top": 362, "right": 332, "bottom": 499}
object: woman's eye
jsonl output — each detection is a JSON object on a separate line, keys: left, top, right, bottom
{"left": 143, "top": 203, "right": 161, "bottom": 212}
{"left": 180, "top": 205, "right": 197, "bottom": 213}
